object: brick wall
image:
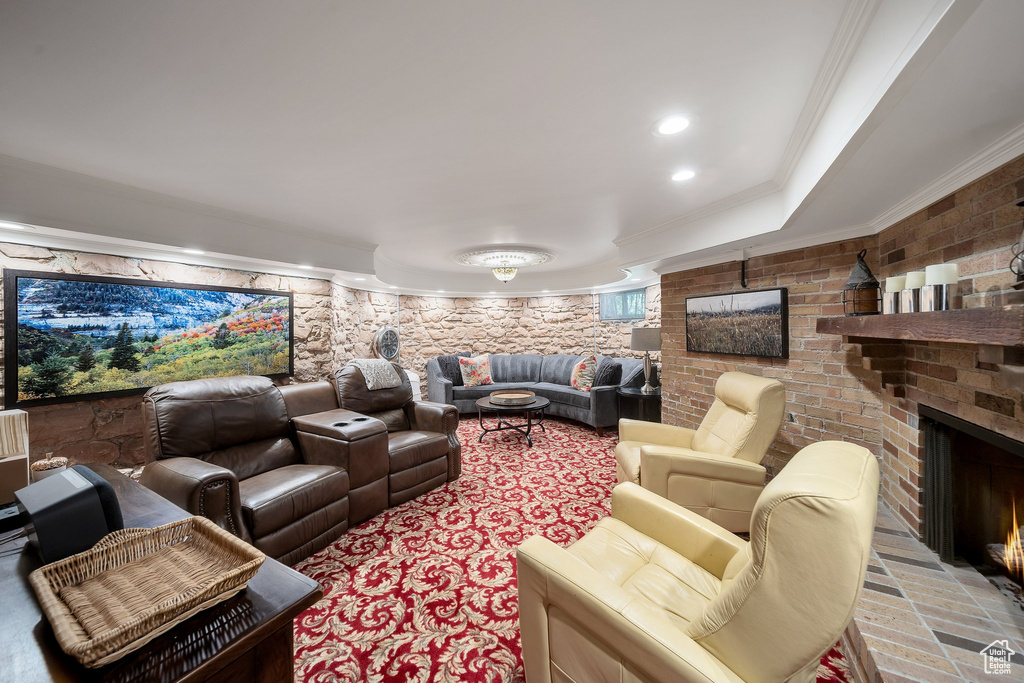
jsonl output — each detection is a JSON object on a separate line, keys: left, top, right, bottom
{"left": 661, "top": 240, "right": 884, "bottom": 477}
{"left": 873, "top": 153, "right": 1024, "bottom": 531}
{"left": 660, "top": 152, "right": 1024, "bottom": 533}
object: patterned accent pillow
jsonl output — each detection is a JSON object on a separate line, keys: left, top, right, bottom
{"left": 571, "top": 354, "right": 598, "bottom": 392}
{"left": 593, "top": 357, "right": 622, "bottom": 387}
{"left": 459, "top": 355, "right": 493, "bottom": 387}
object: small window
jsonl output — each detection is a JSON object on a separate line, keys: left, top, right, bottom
{"left": 599, "top": 288, "right": 646, "bottom": 321}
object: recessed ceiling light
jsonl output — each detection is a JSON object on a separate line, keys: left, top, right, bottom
{"left": 488, "top": 291, "right": 496, "bottom": 295}
{"left": 653, "top": 115, "right": 690, "bottom": 136}
{"left": 0, "top": 220, "right": 29, "bottom": 231}
{"left": 630, "top": 278, "right": 641, "bottom": 281}
{"left": 671, "top": 169, "right": 696, "bottom": 182}
{"left": 298, "top": 265, "right": 313, "bottom": 270}
{"left": 542, "top": 290, "right": 550, "bottom": 293}
{"left": 182, "top": 248, "right": 205, "bottom": 255}
{"left": 389, "top": 285, "right": 397, "bottom": 289}
{"left": 437, "top": 290, "right": 445, "bottom": 293}
{"left": 353, "top": 277, "right": 366, "bottom": 281}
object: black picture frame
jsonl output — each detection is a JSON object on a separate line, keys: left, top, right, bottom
{"left": 3, "top": 269, "right": 294, "bottom": 409}
{"left": 685, "top": 287, "right": 789, "bottom": 359}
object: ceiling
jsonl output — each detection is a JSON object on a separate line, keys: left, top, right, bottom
{"left": 1, "top": 0, "right": 1021, "bottom": 295}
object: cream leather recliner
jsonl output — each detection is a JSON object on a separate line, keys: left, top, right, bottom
{"left": 518, "top": 440, "right": 879, "bottom": 683}
{"left": 615, "top": 371, "right": 785, "bottom": 532}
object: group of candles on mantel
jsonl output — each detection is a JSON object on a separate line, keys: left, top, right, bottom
{"left": 883, "top": 263, "right": 959, "bottom": 314}
{"left": 842, "top": 249, "right": 959, "bottom": 316}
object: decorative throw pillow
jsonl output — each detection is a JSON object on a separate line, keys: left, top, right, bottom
{"left": 437, "top": 351, "right": 471, "bottom": 386}
{"left": 459, "top": 355, "right": 493, "bottom": 387}
{"left": 592, "top": 357, "right": 622, "bottom": 388}
{"left": 571, "top": 354, "right": 598, "bottom": 392}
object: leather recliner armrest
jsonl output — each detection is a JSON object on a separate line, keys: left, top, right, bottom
{"left": 407, "top": 400, "right": 461, "bottom": 481}
{"left": 640, "top": 446, "right": 767, "bottom": 487}
{"left": 610, "top": 482, "right": 746, "bottom": 580}
{"left": 139, "top": 457, "right": 250, "bottom": 543}
{"left": 517, "top": 534, "right": 739, "bottom": 683}
{"left": 618, "top": 418, "right": 696, "bottom": 448}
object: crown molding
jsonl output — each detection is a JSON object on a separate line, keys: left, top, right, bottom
{"left": 614, "top": 180, "right": 780, "bottom": 249}
{"left": 0, "top": 154, "right": 375, "bottom": 253}
{"left": 867, "top": 119, "right": 1024, "bottom": 233}
{"left": 774, "top": 0, "right": 881, "bottom": 187}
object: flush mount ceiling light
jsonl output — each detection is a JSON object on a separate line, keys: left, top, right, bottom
{"left": 671, "top": 169, "right": 696, "bottom": 182}
{"left": 652, "top": 114, "right": 690, "bottom": 137}
{"left": 454, "top": 247, "right": 554, "bottom": 284}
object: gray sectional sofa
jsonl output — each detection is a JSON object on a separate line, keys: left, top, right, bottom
{"left": 425, "top": 353, "right": 651, "bottom": 434}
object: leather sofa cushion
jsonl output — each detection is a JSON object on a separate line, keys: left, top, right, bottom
{"left": 239, "top": 464, "right": 349, "bottom": 538}
{"left": 539, "top": 355, "right": 582, "bottom": 385}
{"left": 568, "top": 517, "right": 720, "bottom": 632}
{"left": 533, "top": 383, "right": 591, "bottom": 409}
{"left": 364, "top": 408, "right": 410, "bottom": 433}
{"left": 452, "top": 381, "right": 537, "bottom": 400}
{"left": 278, "top": 380, "right": 339, "bottom": 418}
{"left": 144, "top": 375, "right": 290, "bottom": 459}
{"left": 206, "top": 436, "right": 300, "bottom": 481}
{"left": 388, "top": 431, "right": 450, "bottom": 472}
{"left": 332, "top": 363, "right": 413, "bottom": 414}
{"left": 489, "top": 354, "right": 542, "bottom": 383}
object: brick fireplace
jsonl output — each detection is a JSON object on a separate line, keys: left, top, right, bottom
{"left": 660, "top": 152, "right": 1024, "bottom": 538}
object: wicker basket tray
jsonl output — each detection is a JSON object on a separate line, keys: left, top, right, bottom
{"left": 489, "top": 389, "right": 537, "bottom": 406}
{"left": 29, "top": 516, "right": 265, "bottom": 668}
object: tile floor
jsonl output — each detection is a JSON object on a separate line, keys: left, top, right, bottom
{"left": 846, "top": 504, "right": 1024, "bottom": 681}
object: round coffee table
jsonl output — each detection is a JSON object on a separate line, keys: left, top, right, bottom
{"left": 475, "top": 396, "right": 550, "bottom": 447}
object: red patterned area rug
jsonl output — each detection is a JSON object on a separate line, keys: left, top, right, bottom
{"left": 293, "top": 417, "right": 851, "bottom": 682}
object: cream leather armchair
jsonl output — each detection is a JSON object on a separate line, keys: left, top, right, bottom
{"left": 615, "top": 372, "right": 785, "bottom": 532}
{"left": 518, "top": 441, "right": 879, "bottom": 683}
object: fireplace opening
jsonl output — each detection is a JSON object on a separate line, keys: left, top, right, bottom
{"left": 922, "top": 405, "right": 1024, "bottom": 589}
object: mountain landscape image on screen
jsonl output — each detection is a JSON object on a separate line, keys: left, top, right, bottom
{"left": 14, "top": 276, "right": 291, "bottom": 402}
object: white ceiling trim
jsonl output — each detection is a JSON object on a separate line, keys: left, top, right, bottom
{"left": 654, "top": 111, "right": 1024, "bottom": 277}
{"left": 614, "top": 180, "right": 780, "bottom": 249}
{"left": 865, "top": 119, "right": 1024, "bottom": 235}
{"left": 0, "top": 154, "right": 376, "bottom": 265}
{"left": 773, "top": 0, "right": 881, "bottom": 187}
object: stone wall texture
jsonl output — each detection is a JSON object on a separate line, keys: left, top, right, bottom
{"left": 0, "top": 247, "right": 334, "bottom": 467}
{"left": 660, "top": 152, "right": 1024, "bottom": 534}
{"left": 1, "top": 246, "right": 659, "bottom": 469}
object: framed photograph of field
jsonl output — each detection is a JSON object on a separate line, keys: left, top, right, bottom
{"left": 685, "top": 287, "right": 788, "bottom": 359}
{"left": 4, "top": 269, "right": 293, "bottom": 408}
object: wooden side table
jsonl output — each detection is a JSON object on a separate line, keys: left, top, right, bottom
{"left": 616, "top": 386, "right": 662, "bottom": 423}
{"left": 0, "top": 464, "right": 322, "bottom": 683}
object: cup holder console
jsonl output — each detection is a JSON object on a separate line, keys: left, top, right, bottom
{"left": 332, "top": 421, "right": 350, "bottom": 428}
{"left": 353, "top": 417, "right": 369, "bottom": 422}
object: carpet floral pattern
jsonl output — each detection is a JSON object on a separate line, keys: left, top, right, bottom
{"left": 293, "top": 417, "right": 851, "bottom": 682}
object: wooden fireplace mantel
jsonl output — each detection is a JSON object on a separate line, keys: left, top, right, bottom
{"left": 815, "top": 306, "right": 1024, "bottom": 347}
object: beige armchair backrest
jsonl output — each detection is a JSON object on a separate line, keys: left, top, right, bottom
{"left": 686, "top": 441, "right": 879, "bottom": 681}
{"left": 691, "top": 372, "right": 786, "bottom": 463}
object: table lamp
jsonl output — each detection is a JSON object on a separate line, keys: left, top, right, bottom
{"left": 630, "top": 327, "right": 662, "bottom": 394}
{"left": 0, "top": 409, "right": 30, "bottom": 512}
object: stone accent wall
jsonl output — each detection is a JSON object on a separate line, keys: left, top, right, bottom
{"left": 0, "top": 246, "right": 334, "bottom": 467}
{"left": 391, "top": 285, "right": 661, "bottom": 380}
{"left": 330, "top": 285, "right": 398, "bottom": 368}
{"left": 660, "top": 152, "right": 1024, "bottom": 534}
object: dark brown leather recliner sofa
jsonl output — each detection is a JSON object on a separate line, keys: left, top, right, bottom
{"left": 139, "top": 365, "right": 460, "bottom": 565}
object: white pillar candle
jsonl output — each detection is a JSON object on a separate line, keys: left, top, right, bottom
{"left": 885, "top": 276, "right": 907, "bottom": 293}
{"left": 925, "top": 263, "right": 959, "bottom": 286}
{"left": 904, "top": 271, "right": 926, "bottom": 289}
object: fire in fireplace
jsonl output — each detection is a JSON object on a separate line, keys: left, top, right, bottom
{"left": 922, "top": 405, "right": 1024, "bottom": 587}
{"left": 988, "top": 501, "right": 1024, "bottom": 582}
